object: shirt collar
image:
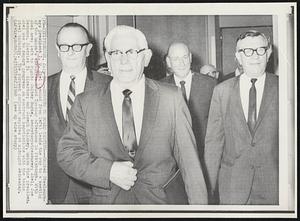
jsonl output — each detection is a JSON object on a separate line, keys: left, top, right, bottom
{"left": 173, "top": 70, "right": 193, "bottom": 85}
{"left": 61, "top": 67, "right": 87, "bottom": 81}
{"left": 241, "top": 72, "right": 266, "bottom": 83}
{"left": 111, "top": 74, "right": 145, "bottom": 96}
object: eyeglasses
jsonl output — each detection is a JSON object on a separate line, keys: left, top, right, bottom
{"left": 57, "top": 43, "right": 89, "bottom": 52}
{"left": 238, "top": 47, "right": 268, "bottom": 57}
{"left": 169, "top": 55, "right": 190, "bottom": 62}
{"left": 107, "top": 48, "right": 146, "bottom": 60}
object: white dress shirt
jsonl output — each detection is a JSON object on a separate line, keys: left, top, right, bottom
{"left": 240, "top": 72, "right": 266, "bottom": 121}
{"left": 110, "top": 75, "right": 145, "bottom": 145}
{"left": 60, "top": 67, "right": 87, "bottom": 120}
{"left": 174, "top": 71, "right": 193, "bottom": 101}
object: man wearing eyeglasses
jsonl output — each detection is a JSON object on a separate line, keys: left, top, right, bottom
{"left": 204, "top": 30, "right": 278, "bottom": 205}
{"left": 48, "top": 23, "right": 112, "bottom": 204}
{"left": 57, "top": 25, "right": 207, "bottom": 204}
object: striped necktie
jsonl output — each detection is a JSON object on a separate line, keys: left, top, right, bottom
{"left": 66, "top": 75, "right": 76, "bottom": 122}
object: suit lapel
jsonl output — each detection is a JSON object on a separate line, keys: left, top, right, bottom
{"left": 98, "top": 84, "right": 128, "bottom": 157}
{"left": 54, "top": 71, "right": 67, "bottom": 127}
{"left": 135, "top": 79, "right": 159, "bottom": 162}
{"left": 230, "top": 76, "right": 252, "bottom": 139}
{"left": 83, "top": 68, "right": 94, "bottom": 90}
{"left": 189, "top": 73, "right": 199, "bottom": 107}
{"left": 253, "top": 73, "right": 276, "bottom": 133}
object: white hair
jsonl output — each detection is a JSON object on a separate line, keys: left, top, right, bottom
{"left": 104, "top": 25, "right": 148, "bottom": 51}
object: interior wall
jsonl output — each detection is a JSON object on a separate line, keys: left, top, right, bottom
{"left": 135, "top": 15, "right": 208, "bottom": 80}
{"left": 47, "top": 16, "right": 73, "bottom": 75}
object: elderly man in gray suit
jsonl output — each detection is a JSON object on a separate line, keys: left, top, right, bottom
{"left": 57, "top": 25, "right": 207, "bottom": 204}
{"left": 204, "top": 30, "right": 278, "bottom": 205}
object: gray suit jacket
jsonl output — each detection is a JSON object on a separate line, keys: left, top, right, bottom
{"left": 204, "top": 73, "right": 278, "bottom": 204}
{"left": 48, "top": 69, "right": 112, "bottom": 204}
{"left": 57, "top": 78, "right": 208, "bottom": 204}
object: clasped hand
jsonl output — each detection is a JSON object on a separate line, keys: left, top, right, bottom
{"left": 109, "top": 161, "right": 137, "bottom": 190}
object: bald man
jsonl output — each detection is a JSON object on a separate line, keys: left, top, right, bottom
{"left": 161, "top": 42, "right": 216, "bottom": 184}
{"left": 200, "top": 64, "right": 220, "bottom": 81}
{"left": 48, "top": 23, "right": 112, "bottom": 204}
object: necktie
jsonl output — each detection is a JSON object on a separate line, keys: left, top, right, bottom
{"left": 66, "top": 75, "right": 76, "bottom": 122}
{"left": 248, "top": 78, "right": 257, "bottom": 135}
{"left": 122, "top": 89, "right": 137, "bottom": 159}
{"left": 180, "top": 80, "right": 188, "bottom": 103}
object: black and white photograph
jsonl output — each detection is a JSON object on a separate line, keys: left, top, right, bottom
{"left": 3, "top": 2, "right": 296, "bottom": 218}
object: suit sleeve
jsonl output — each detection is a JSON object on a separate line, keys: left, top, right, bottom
{"left": 57, "top": 96, "right": 113, "bottom": 189}
{"left": 173, "top": 89, "right": 208, "bottom": 204}
{"left": 204, "top": 86, "right": 225, "bottom": 195}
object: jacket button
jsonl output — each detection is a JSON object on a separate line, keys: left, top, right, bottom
{"left": 251, "top": 141, "right": 255, "bottom": 147}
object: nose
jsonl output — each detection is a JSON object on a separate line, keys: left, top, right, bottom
{"left": 120, "top": 53, "right": 129, "bottom": 64}
{"left": 252, "top": 51, "right": 259, "bottom": 59}
{"left": 67, "top": 48, "right": 75, "bottom": 56}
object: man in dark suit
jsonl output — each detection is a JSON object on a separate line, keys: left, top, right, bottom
{"left": 48, "top": 23, "right": 112, "bottom": 204}
{"left": 57, "top": 25, "right": 207, "bottom": 204}
{"left": 205, "top": 30, "right": 278, "bottom": 205}
{"left": 161, "top": 42, "right": 216, "bottom": 166}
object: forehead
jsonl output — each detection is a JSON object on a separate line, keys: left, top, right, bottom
{"left": 237, "top": 35, "right": 267, "bottom": 49}
{"left": 57, "top": 27, "right": 88, "bottom": 44}
{"left": 110, "top": 32, "right": 139, "bottom": 50}
{"left": 168, "top": 44, "right": 189, "bottom": 56}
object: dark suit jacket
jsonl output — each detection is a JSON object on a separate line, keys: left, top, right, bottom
{"left": 204, "top": 73, "right": 278, "bottom": 204}
{"left": 221, "top": 71, "right": 236, "bottom": 82}
{"left": 48, "top": 69, "right": 112, "bottom": 204}
{"left": 161, "top": 73, "right": 216, "bottom": 161}
{"left": 57, "top": 78, "right": 208, "bottom": 204}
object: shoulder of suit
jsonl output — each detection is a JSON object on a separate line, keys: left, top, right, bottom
{"left": 47, "top": 72, "right": 61, "bottom": 90}
{"left": 48, "top": 71, "right": 61, "bottom": 81}
{"left": 214, "top": 76, "right": 237, "bottom": 92}
{"left": 193, "top": 72, "right": 217, "bottom": 84}
{"left": 147, "top": 77, "right": 178, "bottom": 94}
{"left": 91, "top": 70, "right": 113, "bottom": 83}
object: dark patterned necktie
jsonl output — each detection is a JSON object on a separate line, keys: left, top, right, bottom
{"left": 122, "top": 89, "right": 137, "bottom": 158}
{"left": 180, "top": 80, "right": 188, "bottom": 103}
{"left": 66, "top": 75, "right": 76, "bottom": 122}
{"left": 248, "top": 78, "right": 257, "bottom": 135}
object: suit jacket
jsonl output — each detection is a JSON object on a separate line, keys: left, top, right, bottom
{"left": 204, "top": 73, "right": 278, "bottom": 205}
{"left": 48, "top": 69, "right": 112, "bottom": 204}
{"left": 221, "top": 71, "right": 236, "bottom": 82}
{"left": 161, "top": 73, "right": 216, "bottom": 161}
{"left": 57, "top": 78, "right": 208, "bottom": 204}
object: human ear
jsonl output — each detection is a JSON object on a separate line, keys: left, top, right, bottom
{"left": 143, "top": 49, "right": 153, "bottom": 67}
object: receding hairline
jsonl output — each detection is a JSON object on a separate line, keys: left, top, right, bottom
{"left": 104, "top": 25, "right": 148, "bottom": 51}
{"left": 167, "top": 42, "right": 190, "bottom": 56}
{"left": 56, "top": 25, "right": 89, "bottom": 44}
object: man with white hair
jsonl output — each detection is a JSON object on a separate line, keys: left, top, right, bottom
{"left": 57, "top": 25, "right": 207, "bottom": 204}
{"left": 205, "top": 30, "right": 278, "bottom": 204}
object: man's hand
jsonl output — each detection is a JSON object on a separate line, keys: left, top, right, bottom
{"left": 109, "top": 161, "right": 137, "bottom": 190}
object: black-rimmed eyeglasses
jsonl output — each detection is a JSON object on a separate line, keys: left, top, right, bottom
{"left": 107, "top": 48, "right": 146, "bottom": 60}
{"left": 238, "top": 47, "right": 268, "bottom": 57}
{"left": 57, "top": 43, "right": 89, "bottom": 52}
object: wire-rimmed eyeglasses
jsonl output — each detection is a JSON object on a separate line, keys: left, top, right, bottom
{"left": 57, "top": 43, "right": 90, "bottom": 52}
{"left": 238, "top": 47, "right": 268, "bottom": 57}
{"left": 107, "top": 48, "right": 146, "bottom": 60}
